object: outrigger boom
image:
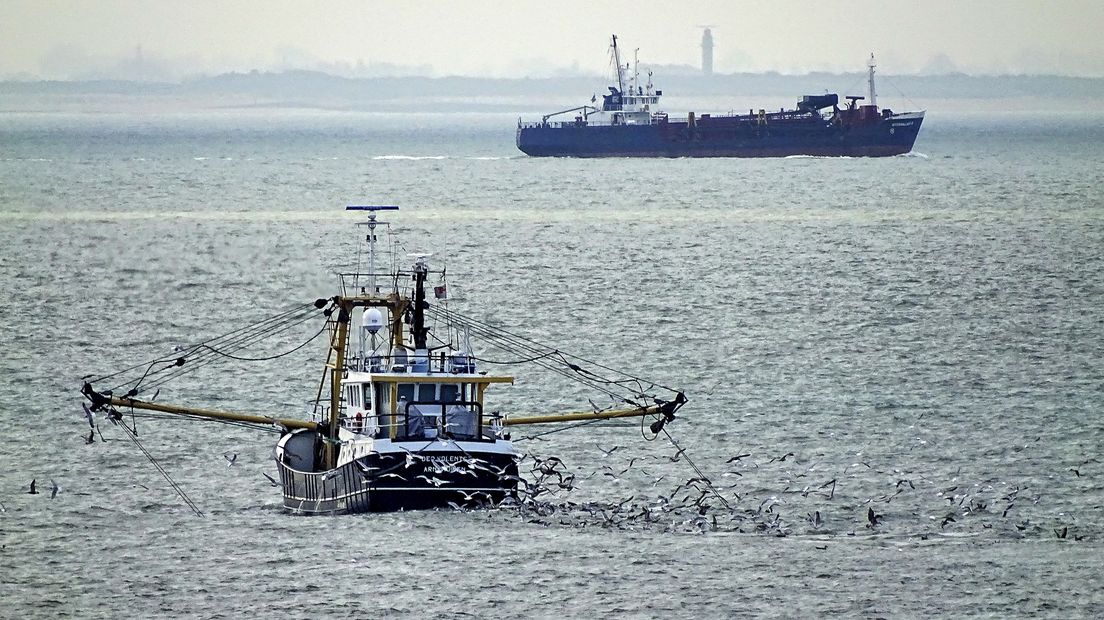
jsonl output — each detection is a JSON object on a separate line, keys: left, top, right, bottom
{"left": 93, "top": 393, "right": 319, "bottom": 431}
{"left": 86, "top": 389, "right": 682, "bottom": 430}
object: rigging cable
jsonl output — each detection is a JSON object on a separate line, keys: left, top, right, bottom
{"left": 134, "top": 306, "right": 325, "bottom": 393}
{"left": 660, "top": 427, "right": 731, "bottom": 511}
{"left": 513, "top": 417, "right": 639, "bottom": 442}
{"left": 427, "top": 305, "right": 662, "bottom": 405}
{"left": 430, "top": 305, "right": 681, "bottom": 392}
{"left": 114, "top": 417, "right": 204, "bottom": 517}
{"left": 89, "top": 302, "right": 319, "bottom": 386}
{"left": 879, "top": 74, "right": 922, "bottom": 115}
{"left": 194, "top": 319, "right": 328, "bottom": 362}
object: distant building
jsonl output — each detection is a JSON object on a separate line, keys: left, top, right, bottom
{"left": 701, "top": 28, "right": 714, "bottom": 76}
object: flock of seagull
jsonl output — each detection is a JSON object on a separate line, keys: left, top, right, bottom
{"left": 416, "top": 446, "right": 1094, "bottom": 542}
{"left": 20, "top": 417, "right": 1091, "bottom": 544}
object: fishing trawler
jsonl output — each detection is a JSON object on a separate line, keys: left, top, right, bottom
{"left": 80, "top": 205, "right": 686, "bottom": 515}
{"left": 516, "top": 35, "right": 924, "bottom": 157}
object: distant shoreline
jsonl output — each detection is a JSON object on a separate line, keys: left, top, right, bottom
{"left": 2, "top": 70, "right": 1102, "bottom": 114}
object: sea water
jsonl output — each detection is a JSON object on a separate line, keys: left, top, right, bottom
{"left": 0, "top": 109, "right": 1102, "bottom": 618}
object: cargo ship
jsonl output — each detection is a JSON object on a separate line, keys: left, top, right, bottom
{"left": 516, "top": 35, "right": 924, "bottom": 158}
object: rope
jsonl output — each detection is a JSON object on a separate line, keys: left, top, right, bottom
{"left": 195, "top": 320, "right": 328, "bottom": 361}
{"left": 514, "top": 417, "right": 610, "bottom": 442}
{"left": 880, "top": 74, "right": 922, "bottom": 111}
{"left": 88, "top": 302, "right": 319, "bottom": 386}
{"left": 661, "top": 427, "right": 731, "bottom": 511}
{"left": 426, "top": 305, "right": 674, "bottom": 407}
{"left": 432, "top": 305, "right": 680, "bottom": 391}
{"left": 101, "top": 306, "right": 320, "bottom": 394}
{"left": 468, "top": 352, "right": 560, "bottom": 365}
{"left": 115, "top": 419, "right": 204, "bottom": 517}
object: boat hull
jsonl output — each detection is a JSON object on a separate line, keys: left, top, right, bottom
{"left": 516, "top": 112, "right": 924, "bottom": 158}
{"left": 275, "top": 443, "right": 519, "bottom": 514}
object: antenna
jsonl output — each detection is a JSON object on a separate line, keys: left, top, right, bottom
{"left": 347, "top": 205, "right": 399, "bottom": 294}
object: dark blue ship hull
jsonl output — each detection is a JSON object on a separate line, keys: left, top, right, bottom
{"left": 516, "top": 111, "right": 924, "bottom": 158}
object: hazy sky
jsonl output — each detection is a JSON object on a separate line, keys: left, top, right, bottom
{"left": 3, "top": 1, "right": 1103, "bottom": 80}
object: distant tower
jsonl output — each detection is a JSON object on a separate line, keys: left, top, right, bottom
{"left": 700, "top": 27, "right": 714, "bottom": 76}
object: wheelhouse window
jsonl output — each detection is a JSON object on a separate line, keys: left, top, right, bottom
{"left": 389, "top": 381, "right": 483, "bottom": 442}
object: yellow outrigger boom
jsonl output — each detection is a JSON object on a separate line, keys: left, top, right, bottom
{"left": 94, "top": 392, "right": 682, "bottom": 433}
{"left": 505, "top": 404, "right": 670, "bottom": 426}
{"left": 103, "top": 395, "right": 319, "bottom": 431}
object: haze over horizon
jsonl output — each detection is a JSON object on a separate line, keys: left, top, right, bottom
{"left": 3, "top": 1, "right": 1103, "bottom": 82}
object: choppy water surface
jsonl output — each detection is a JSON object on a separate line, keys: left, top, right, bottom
{"left": 1, "top": 111, "right": 1102, "bottom": 618}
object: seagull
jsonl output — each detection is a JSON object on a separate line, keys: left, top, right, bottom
{"left": 596, "top": 444, "right": 621, "bottom": 457}
{"left": 376, "top": 472, "right": 408, "bottom": 482}
{"left": 354, "top": 462, "right": 380, "bottom": 475}
{"left": 484, "top": 462, "right": 514, "bottom": 477}
{"left": 867, "top": 507, "right": 882, "bottom": 527}
{"left": 499, "top": 473, "right": 527, "bottom": 486}
{"left": 617, "top": 458, "right": 641, "bottom": 475}
{"left": 27, "top": 479, "right": 39, "bottom": 495}
{"left": 1054, "top": 526, "right": 1068, "bottom": 539}
{"left": 726, "top": 453, "right": 751, "bottom": 464}
{"left": 224, "top": 453, "right": 238, "bottom": 467}
{"left": 458, "top": 490, "right": 489, "bottom": 503}
{"left": 768, "top": 452, "right": 795, "bottom": 464}
{"left": 940, "top": 513, "right": 956, "bottom": 529}
{"left": 262, "top": 472, "right": 280, "bottom": 487}
{"left": 50, "top": 480, "right": 60, "bottom": 499}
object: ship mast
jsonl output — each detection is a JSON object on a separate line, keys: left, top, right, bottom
{"left": 348, "top": 204, "right": 399, "bottom": 294}
{"left": 868, "top": 53, "right": 877, "bottom": 108}
{"left": 611, "top": 34, "right": 625, "bottom": 94}
{"left": 633, "top": 48, "right": 640, "bottom": 95}
{"left": 411, "top": 255, "right": 429, "bottom": 349}
{"left": 326, "top": 300, "right": 350, "bottom": 468}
